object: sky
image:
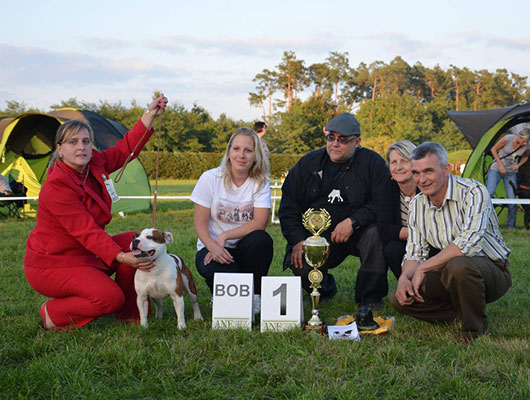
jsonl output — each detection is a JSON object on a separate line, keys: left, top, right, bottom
{"left": 1, "top": 0, "right": 529, "bottom": 121}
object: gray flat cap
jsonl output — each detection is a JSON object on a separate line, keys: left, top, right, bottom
{"left": 325, "top": 113, "right": 361, "bottom": 137}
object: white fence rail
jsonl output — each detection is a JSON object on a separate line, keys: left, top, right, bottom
{"left": 2, "top": 189, "right": 530, "bottom": 225}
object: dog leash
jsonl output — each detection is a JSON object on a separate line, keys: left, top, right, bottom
{"left": 152, "top": 115, "right": 162, "bottom": 228}
{"left": 112, "top": 104, "right": 163, "bottom": 228}
{"left": 114, "top": 114, "right": 158, "bottom": 184}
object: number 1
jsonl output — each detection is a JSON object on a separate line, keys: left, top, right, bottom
{"left": 272, "top": 283, "right": 287, "bottom": 316}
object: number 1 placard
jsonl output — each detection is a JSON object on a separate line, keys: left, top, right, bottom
{"left": 260, "top": 276, "right": 303, "bottom": 332}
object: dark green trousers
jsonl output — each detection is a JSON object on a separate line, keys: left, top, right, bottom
{"left": 389, "top": 256, "right": 511, "bottom": 338}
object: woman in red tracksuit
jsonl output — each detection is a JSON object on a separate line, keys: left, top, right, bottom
{"left": 24, "top": 94, "right": 168, "bottom": 330}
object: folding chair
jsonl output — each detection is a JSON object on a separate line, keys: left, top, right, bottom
{"left": 0, "top": 178, "right": 27, "bottom": 219}
{"left": 0, "top": 193, "right": 22, "bottom": 218}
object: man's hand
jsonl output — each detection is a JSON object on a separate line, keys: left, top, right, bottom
{"left": 411, "top": 266, "right": 426, "bottom": 303}
{"left": 291, "top": 241, "right": 305, "bottom": 268}
{"left": 331, "top": 218, "right": 354, "bottom": 243}
{"left": 394, "top": 276, "right": 415, "bottom": 306}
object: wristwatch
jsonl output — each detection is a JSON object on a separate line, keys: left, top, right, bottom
{"left": 349, "top": 217, "right": 360, "bottom": 231}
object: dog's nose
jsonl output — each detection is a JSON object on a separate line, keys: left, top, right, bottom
{"left": 132, "top": 239, "right": 139, "bottom": 248}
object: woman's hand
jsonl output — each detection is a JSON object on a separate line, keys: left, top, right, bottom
{"left": 205, "top": 242, "right": 233, "bottom": 265}
{"left": 116, "top": 252, "right": 155, "bottom": 271}
{"left": 141, "top": 94, "right": 168, "bottom": 127}
{"left": 499, "top": 164, "right": 507, "bottom": 175}
{"left": 148, "top": 94, "right": 168, "bottom": 116}
{"left": 215, "top": 232, "right": 227, "bottom": 248}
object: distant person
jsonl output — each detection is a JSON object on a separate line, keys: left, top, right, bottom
{"left": 0, "top": 173, "right": 13, "bottom": 195}
{"left": 516, "top": 155, "right": 530, "bottom": 229}
{"left": 390, "top": 142, "right": 511, "bottom": 343}
{"left": 24, "top": 94, "right": 168, "bottom": 331}
{"left": 486, "top": 128, "right": 530, "bottom": 230}
{"left": 191, "top": 127, "right": 273, "bottom": 314}
{"left": 378, "top": 140, "right": 418, "bottom": 281}
{"left": 252, "top": 121, "right": 270, "bottom": 158}
{"left": 278, "top": 113, "right": 392, "bottom": 309}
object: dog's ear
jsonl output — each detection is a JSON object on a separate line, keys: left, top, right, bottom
{"left": 164, "top": 232, "right": 174, "bottom": 244}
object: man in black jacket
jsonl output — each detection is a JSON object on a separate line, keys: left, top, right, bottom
{"left": 279, "top": 113, "right": 393, "bottom": 308}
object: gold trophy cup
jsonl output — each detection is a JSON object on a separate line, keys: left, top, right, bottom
{"left": 302, "top": 208, "right": 331, "bottom": 334}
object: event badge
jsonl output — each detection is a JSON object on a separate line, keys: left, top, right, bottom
{"left": 102, "top": 174, "right": 120, "bottom": 203}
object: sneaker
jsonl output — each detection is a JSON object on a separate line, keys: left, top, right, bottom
{"left": 253, "top": 294, "right": 261, "bottom": 315}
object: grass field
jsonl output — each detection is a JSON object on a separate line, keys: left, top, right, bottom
{"left": 1, "top": 180, "right": 529, "bottom": 399}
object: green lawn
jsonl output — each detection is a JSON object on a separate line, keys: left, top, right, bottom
{"left": 148, "top": 179, "right": 196, "bottom": 212}
{"left": 1, "top": 181, "right": 529, "bottom": 399}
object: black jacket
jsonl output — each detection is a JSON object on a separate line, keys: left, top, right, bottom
{"left": 279, "top": 146, "right": 392, "bottom": 246}
{"left": 377, "top": 178, "right": 421, "bottom": 243}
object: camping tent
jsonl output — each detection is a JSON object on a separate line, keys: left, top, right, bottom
{"left": 447, "top": 104, "right": 530, "bottom": 182}
{"left": 447, "top": 104, "right": 530, "bottom": 224}
{"left": 0, "top": 109, "right": 151, "bottom": 217}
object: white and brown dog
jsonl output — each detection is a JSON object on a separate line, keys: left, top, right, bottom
{"left": 131, "top": 228, "right": 203, "bottom": 329}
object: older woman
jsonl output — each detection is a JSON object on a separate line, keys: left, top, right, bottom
{"left": 191, "top": 127, "right": 273, "bottom": 312}
{"left": 378, "top": 140, "right": 417, "bottom": 281}
{"left": 487, "top": 128, "right": 530, "bottom": 230}
{"left": 24, "top": 95, "right": 168, "bottom": 330}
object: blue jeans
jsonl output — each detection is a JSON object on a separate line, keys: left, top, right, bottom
{"left": 486, "top": 168, "right": 517, "bottom": 229}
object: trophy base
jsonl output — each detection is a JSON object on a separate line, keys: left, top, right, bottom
{"left": 303, "top": 322, "right": 327, "bottom": 336}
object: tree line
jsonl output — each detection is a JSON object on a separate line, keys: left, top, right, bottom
{"left": 249, "top": 52, "right": 529, "bottom": 154}
{"left": 2, "top": 52, "right": 528, "bottom": 156}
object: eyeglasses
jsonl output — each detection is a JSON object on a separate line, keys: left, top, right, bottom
{"left": 326, "top": 135, "right": 358, "bottom": 145}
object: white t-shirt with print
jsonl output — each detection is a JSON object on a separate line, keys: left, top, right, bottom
{"left": 190, "top": 167, "right": 271, "bottom": 251}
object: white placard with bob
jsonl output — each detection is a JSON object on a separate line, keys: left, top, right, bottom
{"left": 260, "top": 276, "right": 303, "bottom": 332}
{"left": 212, "top": 272, "right": 254, "bottom": 331}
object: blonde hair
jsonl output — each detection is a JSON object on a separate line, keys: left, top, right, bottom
{"left": 220, "top": 127, "right": 269, "bottom": 191}
{"left": 516, "top": 128, "right": 530, "bottom": 139}
{"left": 47, "top": 119, "right": 95, "bottom": 169}
{"left": 386, "top": 140, "right": 417, "bottom": 164}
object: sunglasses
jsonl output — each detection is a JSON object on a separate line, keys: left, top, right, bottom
{"left": 326, "top": 135, "right": 358, "bottom": 145}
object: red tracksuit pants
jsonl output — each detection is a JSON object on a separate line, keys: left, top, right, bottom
{"left": 25, "top": 232, "right": 144, "bottom": 329}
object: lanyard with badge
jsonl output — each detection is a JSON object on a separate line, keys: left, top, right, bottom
{"left": 102, "top": 173, "right": 120, "bottom": 203}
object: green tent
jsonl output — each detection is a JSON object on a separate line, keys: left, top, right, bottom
{"left": 447, "top": 104, "right": 530, "bottom": 225}
{"left": 0, "top": 109, "right": 151, "bottom": 217}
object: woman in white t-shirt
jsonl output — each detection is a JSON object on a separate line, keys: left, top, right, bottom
{"left": 191, "top": 127, "right": 273, "bottom": 309}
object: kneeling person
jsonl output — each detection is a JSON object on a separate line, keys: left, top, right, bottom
{"left": 191, "top": 128, "right": 273, "bottom": 312}
{"left": 390, "top": 142, "right": 512, "bottom": 341}
{"left": 279, "top": 113, "right": 392, "bottom": 308}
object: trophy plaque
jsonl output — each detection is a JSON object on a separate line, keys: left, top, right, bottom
{"left": 301, "top": 208, "right": 331, "bottom": 334}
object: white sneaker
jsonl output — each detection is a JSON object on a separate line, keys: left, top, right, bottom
{"left": 253, "top": 294, "right": 261, "bottom": 315}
